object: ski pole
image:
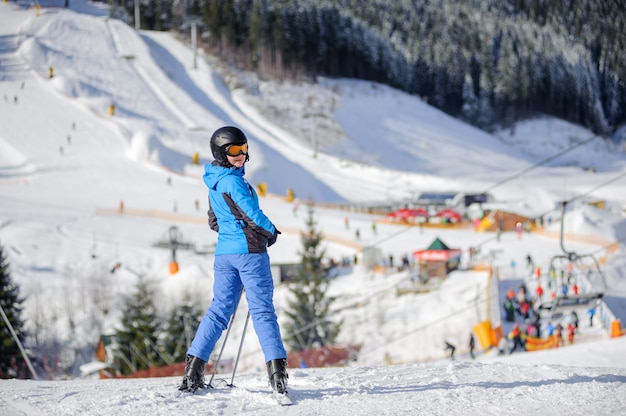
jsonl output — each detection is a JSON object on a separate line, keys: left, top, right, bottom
{"left": 207, "top": 289, "right": 244, "bottom": 388}
{"left": 228, "top": 310, "right": 250, "bottom": 387}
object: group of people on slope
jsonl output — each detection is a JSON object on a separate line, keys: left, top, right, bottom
{"left": 502, "top": 284, "right": 584, "bottom": 354}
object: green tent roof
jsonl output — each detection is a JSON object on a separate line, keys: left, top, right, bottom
{"left": 426, "top": 237, "right": 451, "bottom": 251}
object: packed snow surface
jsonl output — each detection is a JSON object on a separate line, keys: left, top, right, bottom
{"left": 1, "top": 1, "right": 626, "bottom": 414}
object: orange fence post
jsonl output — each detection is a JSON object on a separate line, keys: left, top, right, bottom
{"left": 611, "top": 320, "right": 622, "bottom": 338}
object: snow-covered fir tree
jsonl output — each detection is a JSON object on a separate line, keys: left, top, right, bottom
{"left": 0, "top": 242, "right": 29, "bottom": 379}
{"left": 113, "top": 276, "right": 166, "bottom": 375}
{"left": 162, "top": 295, "right": 203, "bottom": 363}
{"left": 284, "top": 204, "right": 341, "bottom": 351}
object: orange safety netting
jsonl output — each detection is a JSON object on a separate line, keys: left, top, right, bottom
{"left": 525, "top": 335, "right": 562, "bottom": 351}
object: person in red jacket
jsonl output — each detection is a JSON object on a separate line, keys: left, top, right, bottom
{"left": 566, "top": 323, "right": 576, "bottom": 344}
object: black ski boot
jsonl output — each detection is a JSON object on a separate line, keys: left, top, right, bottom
{"left": 266, "top": 358, "right": 288, "bottom": 394}
{"left": 178, "top": 354, "right": 206, "bottom": 392}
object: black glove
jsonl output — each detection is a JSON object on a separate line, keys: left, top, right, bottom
{"left": 268, "top": 229, "right": 281, "bottom": 247}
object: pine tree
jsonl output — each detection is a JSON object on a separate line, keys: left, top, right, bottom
{"left": 0, "top": 242, "right": 28, "bottom": 379}
{"left": 113, "top": 276, "right": 166, "bottom": 375}
{"left": 461, "top": 73, "right": 479, "bottom": 125}
{"left": 162, "top": 295, "right": 203, "bottom": 363}
{"left": 284, "top": 204, "right": 341, "bottom": 351}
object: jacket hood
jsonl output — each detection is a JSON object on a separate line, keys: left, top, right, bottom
{"left": 203, "top": 161, "right": 244, "bottom": 190}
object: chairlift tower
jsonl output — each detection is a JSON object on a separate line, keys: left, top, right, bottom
{"left": 183, "top": 16, "right": 203, "bottom": 69}
{"left": 152, "top": 225, "right": 195, "bottom": 275}
{"left": 134, "top": 0, "right": 140, "bottom": 31}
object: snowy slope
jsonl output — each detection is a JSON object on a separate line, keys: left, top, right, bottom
{"left": 2, "top": 345, "right": 626, "bottom": 416}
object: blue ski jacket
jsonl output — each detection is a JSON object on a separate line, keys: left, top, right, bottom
{"left": 203, "top": 162, "right": 276, "bottom": 255}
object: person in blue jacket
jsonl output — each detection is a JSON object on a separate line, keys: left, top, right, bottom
{"left": 179, "top": 126, "right": 288, "bottom": 394}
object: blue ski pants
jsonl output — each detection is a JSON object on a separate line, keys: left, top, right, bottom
{"left": 187, "top": 252, "right": 287, "bottom": 363}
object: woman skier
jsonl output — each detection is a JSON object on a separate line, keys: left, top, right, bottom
{"left": 179, "top": 126, "right": 288, "bottom": 395}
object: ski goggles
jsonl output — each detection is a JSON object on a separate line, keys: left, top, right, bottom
{"left": 225, "top": 143, "right": 248, "bottom": 156}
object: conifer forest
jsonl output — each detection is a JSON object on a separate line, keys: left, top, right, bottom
{"left": 114, "top": 0, "right": 625, "bottom": 137}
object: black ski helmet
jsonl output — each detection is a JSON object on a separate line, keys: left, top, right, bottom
{"left": 210, "top": 126, "right": 249, "bottom": 167}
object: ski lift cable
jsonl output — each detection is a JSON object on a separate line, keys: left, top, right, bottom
{"left": 470, "top": 170, "right": 626, "bottom": 256}
{"left": 473, "top": 171, "right": 626, "bottom": 286}
{"left": 278, "top": 136, "right": 613, "bottom": 359}
{"left": 361, "top": 291, "right": 501, "bottom": 356}
{"left": 368, "top": 221, "right": 417, "bottom": 246}
{"left": 553, "top": 170, "right": 626, "bottom": 256}
{"left": 235, "top": 285, "right": 501, "bottom": 364}
{"left": 231, "top": 255, "right": 499, "bottom": 363}
{"left": 366, "top": 135, "right": 602, "bottom": 251}
{"left": 521, "top": 164, "right": 626, "bottom": 223}
{"left": 564, "top": 170, "right": 626, "bottom": 205}
{"left": 481, "top": 134, "right": 599, "bottom": 194}
{"left": 590, "top": 238, "right": 626, "bottom": 257}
